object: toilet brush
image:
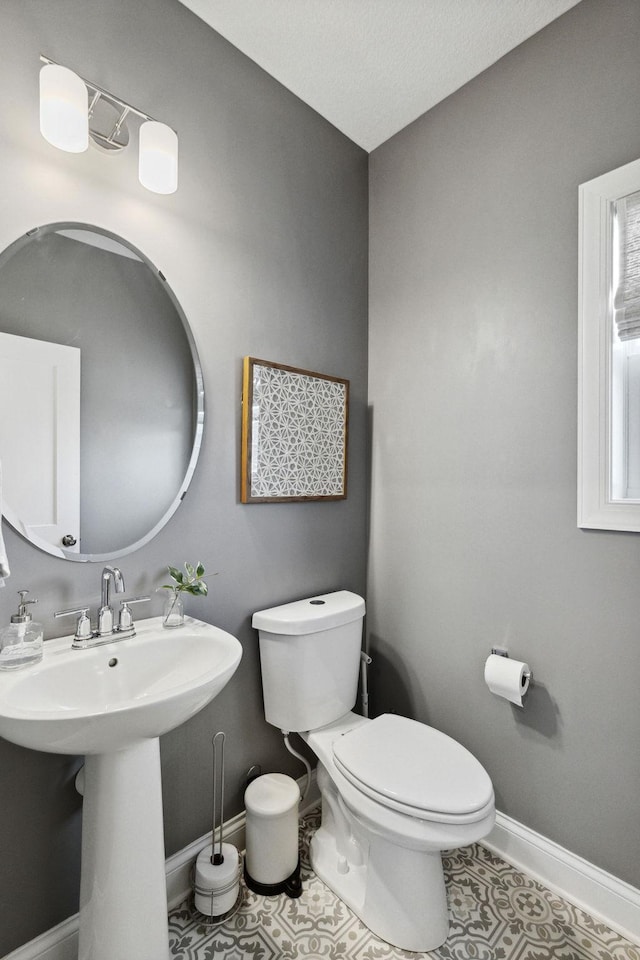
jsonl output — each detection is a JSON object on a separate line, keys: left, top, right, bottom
{"left": 193, "top": 731, "right": 242, "bottom": 922}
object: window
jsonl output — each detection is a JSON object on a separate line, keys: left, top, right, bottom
{"left": 611, "top": 190, "right": 640, "bottom": 499}
{"left": 578, "top": 158, "right": 640, "bottom": 531}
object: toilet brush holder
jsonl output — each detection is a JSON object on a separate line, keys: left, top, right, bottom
{"left": 192, "top": 732, "right": 242, "bottom": 923}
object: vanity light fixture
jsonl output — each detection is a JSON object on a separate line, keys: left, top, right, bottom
{"left": 39, "top": 63, "right": 88, "bottom": 153}
{"left": 138, "top": 121, "right": 178, "bottom": 195}
{"left": 39, "top": 56, "right": 178, "bottom": 195}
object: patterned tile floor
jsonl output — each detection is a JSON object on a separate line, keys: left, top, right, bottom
{"left": 169, "top": 811, "right": 639, "bottom": 960}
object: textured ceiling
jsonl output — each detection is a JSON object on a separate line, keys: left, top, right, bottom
{"left": 178, "top": 0, "right": 582, "bottom": 151}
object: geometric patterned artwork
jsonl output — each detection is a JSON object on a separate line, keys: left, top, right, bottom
{"left": 241, "top": 357, "right": 348, "bottom": 502}
{"left": 168, "top": 811, "right": 639, "bottom": 960}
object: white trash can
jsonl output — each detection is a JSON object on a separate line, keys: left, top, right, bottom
{"left": 244, "top": 773, "right": 301, "bottom": 898}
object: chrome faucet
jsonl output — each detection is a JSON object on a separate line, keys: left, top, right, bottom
{"left": 54, "top": 566, "right": 150, "bottom": 648}
{"left": 98, "top": 566, "right": 125, "bottom": 637}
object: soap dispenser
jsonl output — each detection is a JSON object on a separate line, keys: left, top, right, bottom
{"left": 0, "top": 590, "right": 43, "bottom": 670}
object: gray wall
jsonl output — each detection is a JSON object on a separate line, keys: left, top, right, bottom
{"left": 0, "top": 1, "right": 368, "bottom": 954}
{"left": 368, "top": 0, "right": 640, "bottom": 889}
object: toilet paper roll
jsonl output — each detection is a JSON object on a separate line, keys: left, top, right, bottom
{"left": 484, "top": 654, "right": 531, "bottom": 707}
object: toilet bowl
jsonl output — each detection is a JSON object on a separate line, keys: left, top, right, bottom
{"left": 303, "top": 712, "right": 494, "bottom": 951}
{"left": 253, "top": 591, "right": 495, "bottom": 952}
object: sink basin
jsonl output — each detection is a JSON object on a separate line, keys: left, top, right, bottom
{"left": 0, "top": 615, "right": 242, "bottom": 754}
{"left": 0, "top": 614, "right": 242, "bottom": 960}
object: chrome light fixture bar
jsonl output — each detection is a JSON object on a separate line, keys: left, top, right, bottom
{"left": 39, "top": 55, "right": 178, "bottom": 195}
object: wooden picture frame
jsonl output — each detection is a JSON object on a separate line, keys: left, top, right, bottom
{"left": 241, "top": 357, "right": 349, "bottom": 503}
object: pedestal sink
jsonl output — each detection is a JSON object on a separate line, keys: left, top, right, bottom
{"left": 0, "top": 615, "right": 242, "bottom": 960}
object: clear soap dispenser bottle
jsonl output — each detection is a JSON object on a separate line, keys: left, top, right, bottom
{"left": 0, "top": 590, "right": 44, "bottom": 670}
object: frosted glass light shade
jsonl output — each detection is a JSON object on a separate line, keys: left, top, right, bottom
{"left": 138, "top": 121, "right": 178, "bottom": 194}
{"left": 39, "top": 64, "right": 88, "bottom": 153}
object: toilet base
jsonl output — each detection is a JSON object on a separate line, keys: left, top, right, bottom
{"left": 311, "top": 767, "right": 449, "bottom": 952}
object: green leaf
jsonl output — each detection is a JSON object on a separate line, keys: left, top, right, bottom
{"left": 164, "top": 562, "right": 210, "bottom": 597}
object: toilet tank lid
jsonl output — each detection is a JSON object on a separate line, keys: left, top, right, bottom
{"left": 252, "top": 590, "right": 365, "bottom": 635}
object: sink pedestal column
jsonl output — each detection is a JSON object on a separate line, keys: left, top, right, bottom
{"left": 79, "top": 738, "right": 170, "bottom": 960}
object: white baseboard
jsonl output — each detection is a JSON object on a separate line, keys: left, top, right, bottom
{"left": 0, "top": 919, "right": 79, "bottom": 960}
{"left": 483, "top": 811, "right": 640, "bottom": 946}
{"left": 2, "top": 772, "right": 319, "bottom": 960}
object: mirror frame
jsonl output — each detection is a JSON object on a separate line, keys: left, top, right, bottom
{"left": 578, "top": 158, "right": 640, "bottom": 532}
{"left": 0, "top": 222, "right": 205, "bottom": 562}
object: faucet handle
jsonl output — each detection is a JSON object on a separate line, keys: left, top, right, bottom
{"left": 117, "top": 596, "right": 150, "bottom": 637}
{"left": 54, "top": 607, "right": 93, "bottom": 645}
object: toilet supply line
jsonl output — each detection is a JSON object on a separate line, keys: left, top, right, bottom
{"left": 360, "top": 649, "right": 372, "bottom": 718}
{"left": 282, "top": 731, "right": 312, "bottom": 802}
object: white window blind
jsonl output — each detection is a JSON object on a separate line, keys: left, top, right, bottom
{"left": 614, "top": 188, "right": 640, "bottom": 341}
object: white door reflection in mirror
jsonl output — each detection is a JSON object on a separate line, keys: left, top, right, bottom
{"left": 0, "top": 332, "right": 80, "bottom": 550}
{"left": 579, "top": 157, "right": 640, "bottom": 531}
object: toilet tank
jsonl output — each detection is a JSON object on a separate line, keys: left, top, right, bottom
{"left": 252, "top": 591, "right": 366, "bottom": 732}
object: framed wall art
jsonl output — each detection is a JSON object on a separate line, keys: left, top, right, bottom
{"left": 241, "top": 357, "right": 349, "bottom": 503}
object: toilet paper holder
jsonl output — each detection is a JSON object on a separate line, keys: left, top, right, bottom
{"left": 490, "top": 646, "right": 533, "bottom": 686}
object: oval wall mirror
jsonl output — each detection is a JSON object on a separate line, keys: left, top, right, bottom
{"left": 0, "top": 222, "right": 204, "bottom": 562}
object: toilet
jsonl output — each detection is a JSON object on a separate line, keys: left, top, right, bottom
{"left": 252, "top": 590, "right": 495, "bottom": 953}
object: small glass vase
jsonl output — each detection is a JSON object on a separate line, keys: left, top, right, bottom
{"left": 162, "top": 590, "right": 184, "bottom": 629}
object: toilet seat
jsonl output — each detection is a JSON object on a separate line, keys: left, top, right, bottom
{"left": 332, "top": 714, "right": 494, "bottom": 825}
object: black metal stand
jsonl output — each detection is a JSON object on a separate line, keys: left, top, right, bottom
{"left": 244, "top": 858, "right": 302, "bottom": 899}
